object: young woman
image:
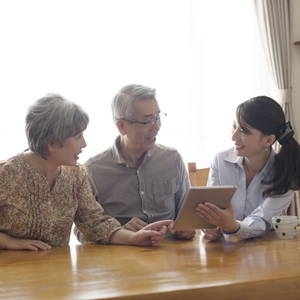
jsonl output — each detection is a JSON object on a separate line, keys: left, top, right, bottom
{"left": 196, "top": 96, "right": 300, "bottom": 240}
{"left": 0, "top": 94, "right": 172, "bottom": 250}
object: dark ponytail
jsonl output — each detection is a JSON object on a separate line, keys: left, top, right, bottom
{"left": 236, "top": 96, "right": 300, "bottom": 197}
{"left": 264, "top": 136, "right": 300, "bottom": 196}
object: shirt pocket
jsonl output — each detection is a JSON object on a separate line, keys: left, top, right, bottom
{"left": 152, "top": 179, "right": 177, "bottom": 212}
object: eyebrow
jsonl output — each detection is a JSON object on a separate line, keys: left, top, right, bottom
{"left": 144, "top": 110, "right": 161, "bottom": 118}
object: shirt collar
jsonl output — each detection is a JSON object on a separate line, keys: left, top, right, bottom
{"left": 224, "top": 147, "right": 276, "bottom": 177}
{"left": 111, "top": 136, "right": 152, "bottom": 165}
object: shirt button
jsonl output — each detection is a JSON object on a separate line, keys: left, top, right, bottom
{"left": 140, "top": 191, "right": 144, "bottom": 195}
{"left": 137, "top": 170, "right": 140, "bottom": 174}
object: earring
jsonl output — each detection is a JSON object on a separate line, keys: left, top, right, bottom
{"left": 265, "top": 147, "right": 269, "bottom": 152}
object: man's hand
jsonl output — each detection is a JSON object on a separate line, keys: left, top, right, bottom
{"left": 124, "top": 217, "right": 147, "bottom": 232}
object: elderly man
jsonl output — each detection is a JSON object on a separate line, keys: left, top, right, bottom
{"left": 83, "top": 84, "right": 195, "bottom": 239}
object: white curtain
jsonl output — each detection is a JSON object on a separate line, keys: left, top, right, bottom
{"left": 254, "top": 0, "right": 294, "bottom": 129}
{"left": 254, "top": 0, "right": 300, "bottom": 216}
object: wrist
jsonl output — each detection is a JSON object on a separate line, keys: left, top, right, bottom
{"left": 108, "top": 228, "right": 134, "bottom": 245}
{"left": 223, "top": 221, "right": 240, "bottom": 234}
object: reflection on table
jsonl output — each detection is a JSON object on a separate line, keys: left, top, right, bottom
{"left": 1, "top": 230, "right": 300, "bottom": 300}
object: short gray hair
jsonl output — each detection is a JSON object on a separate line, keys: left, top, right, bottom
{"left": 26, "top": 93, "right": 89, "bottom": 159}
{"left": 111, "top": 84, "right": 156, "bottom": 122}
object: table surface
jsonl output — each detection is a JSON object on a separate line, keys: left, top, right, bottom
{"left": 1, "top": 231, "right": 300, "bottom": 300}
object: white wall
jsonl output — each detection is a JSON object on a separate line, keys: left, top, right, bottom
{"left": 292, "top": 0, "right": 300, "bottom": 139}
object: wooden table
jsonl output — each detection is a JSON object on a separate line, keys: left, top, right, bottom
{"left": 1, "top": 231, "right": 300, "bottom": 300}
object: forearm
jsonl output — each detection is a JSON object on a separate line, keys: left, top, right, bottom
{"left": 108, "top": 228, "right": 134, "bottom": 245}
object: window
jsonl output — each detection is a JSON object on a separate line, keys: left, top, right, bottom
{"left": 0, "top": 0, "right": 274, "bottom": 166}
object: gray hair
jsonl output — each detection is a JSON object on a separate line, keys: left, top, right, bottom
{"left": 26, "top": 93, "right": 89, "bottom": 159}
{"left": 111, "top": 84, "right": 156, "bottom": 122}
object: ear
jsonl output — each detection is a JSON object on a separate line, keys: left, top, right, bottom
{"left": 47, "top": 141, "right": 56, "bottom": 153}
{"left": 116, "top": 119, "right": 127, "bottom": 135}
{"left": 264, "top": 134, "right": 276, "bottom": 147}
{"left": 47, "top": 141, "right": 62, "bottom": 153}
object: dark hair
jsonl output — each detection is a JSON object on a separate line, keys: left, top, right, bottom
{"left": 26, "top": 94, "right": 89, "bottom": 159}
{"left": 236, "top": 95, "right": 300, "bottom": 197}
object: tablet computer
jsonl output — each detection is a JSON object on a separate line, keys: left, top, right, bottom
{"left": 173, "top": 186, "right": 237, "bottom": 230}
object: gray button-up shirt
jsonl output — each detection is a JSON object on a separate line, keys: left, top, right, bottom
{"left": 84, "top": 136, "right": 190, "bottom": 225}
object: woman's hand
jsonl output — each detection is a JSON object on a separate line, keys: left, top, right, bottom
{"left": 168, "top": 223, "right": 196, "bottom": 240}
{"left": 109, "top": 220, "right": 173, "bottom": 246}
{"left": 0, "top": 232, "right": 52, "bottom": 251}
{"left": 130, "top": 220, "right": 173, "bottom": 245}
{"left": 196, "top": 202, "right": 240, "bottom": 233}
{"left": 203, "top": 227, "right": 222, "bottom": 241}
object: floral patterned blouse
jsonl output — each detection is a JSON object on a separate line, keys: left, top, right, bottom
{"left": 0, "top": 153, "right": 121, "bottom": 247}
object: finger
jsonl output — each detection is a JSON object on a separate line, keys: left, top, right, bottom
{"left": 131, "top": 217, "right": 147, "bottom": 227}
{"left": 158, "top": 226, "right": 168, "bottom": 234}
{"left": 128, "top": 224, "right": 141, "bottom": 232}
{"left": 151, "top": 233, "right": 165, "bottom": 244}
{"left": 17, "top": 240, "right": 51, "bottom": 251}
{"left": 136, "top": 220, "right": 148, "bottom": 227}
{"left": 227, "top": 202, "right": 235, "bottom": 213}
{"left": 29, "top": 242, "right": 51, "bottom": 251}
{"left": 204, "top": 231, "right": 220, "bottom": 240}
{"left": 124, "top": 223, "right": 139, "bottom": 232}
{"left": 144, "top": 220, "right": 173, "bottom": 231}
{"left": 204, "top": 233, "right": 216, "bottom": 241}
{"left": 205, "top": 229, "right": 221, "bottom": 240}
{"left": 197, "top": 204, "right": 218, "bottom": 220}
{"left": 175, "top": 230, "right": 196, "bottom": 240}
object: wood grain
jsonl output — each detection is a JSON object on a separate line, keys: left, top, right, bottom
{"left": 1, "top": 231, "right": 300, "bottom": 300}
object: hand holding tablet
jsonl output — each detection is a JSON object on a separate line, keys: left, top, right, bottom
{"left": 173, "top": 186, "right": 237, "bottom": 230}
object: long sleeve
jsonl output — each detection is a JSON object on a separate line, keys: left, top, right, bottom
{"left": 207, "top": 148, "right": 294, "bottom": 239}
{"left": 73, "top": 169, "right": 122, "bottom": 244}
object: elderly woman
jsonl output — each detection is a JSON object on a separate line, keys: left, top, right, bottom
{"left": 0, "top": 94, "right": 171, "bottom": 250}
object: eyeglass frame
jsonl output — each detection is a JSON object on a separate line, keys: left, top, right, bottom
{"left": 117, "top": 112, "right": 167, "bottom": 128}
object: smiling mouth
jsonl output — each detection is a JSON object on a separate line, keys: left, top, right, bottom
{"left": 235, "top": 144, "right": 244, "bottom": 150}
{"left": 75, "top": 152, "right": 82, "bottom": 160}
{"left": 147, "top": 136, "right": 156, "bottom": 141}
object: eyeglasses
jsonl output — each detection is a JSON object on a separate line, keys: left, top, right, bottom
{"left": 118, "top": 112, "right": 167, "bottom": 128}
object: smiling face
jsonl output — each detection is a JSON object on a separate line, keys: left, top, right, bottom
{"left": 231, "top": 121, "right": 272, "bottom": 159}
{"left": 48, "top": 132, "right": 87, "bottom": 166}
{"left": 120, "top": 98, "right": 161, "bottom": 155}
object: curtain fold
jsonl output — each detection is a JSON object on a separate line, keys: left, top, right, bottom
{"left": 254, "top": 0, "right": 300, "bottom": 217}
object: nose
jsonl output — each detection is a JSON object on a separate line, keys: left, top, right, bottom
{"left": 151, "top": 119, "right": 161, "bottom": 132}
{"left": 82, "top": 136, "right": 87, "bottom": 148}
{"left": 231, "top": 128, "right": 239, "bottom": 141}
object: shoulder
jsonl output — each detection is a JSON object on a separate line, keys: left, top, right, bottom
{"left": 154, "top": 144, "right": 181, "bottom": 155}
{"left": 62, "top": 163, "right": 87, "bottom": 180}
{"left": 0, "top": 154, "right": 26, "bottom": 186}
{"left": 151, "top": 144, "right": 183, "bottom": 161}
{"left": 0, "top": 154, "right": 24, "bottom": 174}
{"left": 215, "top": 147, "right": 235, "bottom": 160}
{"left": 84, "top": 147, "right": 112, "bottom": 168}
